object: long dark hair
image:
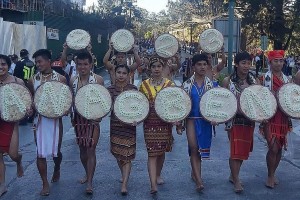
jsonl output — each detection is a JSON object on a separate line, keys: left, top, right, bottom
{"left": 230, "top": 52, "right": 255, "bottom": 85}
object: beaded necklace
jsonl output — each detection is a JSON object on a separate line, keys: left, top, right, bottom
{"left": 150, "top": 77, "right": 164, "bottom": 93}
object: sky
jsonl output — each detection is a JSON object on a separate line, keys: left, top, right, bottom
{"left": 85, "top": 0, "right": 169, "bottom": 13}
{"left": 136, "top": 0, "right": 169, "bottom": 13}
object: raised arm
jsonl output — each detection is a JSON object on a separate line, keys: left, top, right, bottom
{"left": 214, "top": 46, "right": 226, "bottom": 73}
{"left": 103, "top": 42, "right": 115, "bottom": 71}
{"left": 222, "top": 76, "right": 230, "bottom": 88}
{"left": 129, "top": 45, "right": 141, "bottom": 72}
{"left": 61, "top": 43, "right": 68, "bottom": 67}
{"left": 170, "top": 53, "right": 181, "bottom": 73}
{"left": 294, "top": 71, "right": 300, "bottom": 85}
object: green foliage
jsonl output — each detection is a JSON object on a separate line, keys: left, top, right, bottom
{"left": 217, "top": 73, "right": 227, "bottom": 86}
{"left": 144, "top": 31, "right": 153, "bottom": 39}
{"left": 236, "top": 0, "right": 300, "bottom": 53}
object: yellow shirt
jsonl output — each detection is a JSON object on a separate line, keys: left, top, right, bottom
{"left": 139, "top": 78, "right": 174, "bottom": 101}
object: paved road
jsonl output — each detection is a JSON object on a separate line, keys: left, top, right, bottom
{"left": 2, "top": 61, "right": 300, "bottom": 200}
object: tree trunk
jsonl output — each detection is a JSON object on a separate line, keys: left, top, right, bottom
{"left": 270, "top": 0, "right": 285, "bottom": 50}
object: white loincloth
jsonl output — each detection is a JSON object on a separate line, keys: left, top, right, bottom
{"left": 34, "top": 116, "right": 59, "bottom": 158}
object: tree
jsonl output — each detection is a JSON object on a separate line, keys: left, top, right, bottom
{"left": 236, "top": 0, "right": 300, "bottom": 52}
{"left": 167, "top": 0, "right": 225, "bottom": 23}
{"left": 166, "top": 0, "right": 226, "bottom": 43}
{"left": 93, "top": 0, "right": 144, "bottom": 30}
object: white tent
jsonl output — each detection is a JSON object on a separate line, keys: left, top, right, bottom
{"left": 0, "top": 17, "right": 47, "bottom": 56}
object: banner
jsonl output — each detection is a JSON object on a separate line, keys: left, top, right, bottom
{"left": 0, "top": 18, "right": 14, "bottom": 55}
{"left": 47, "top": 28, "right": 59, "bottom": 40}
{"left": 0, "top": 18, "right": 47, "bottom": 56}
{"left": 13, "top": 24, "right": 47, "bottom": 57}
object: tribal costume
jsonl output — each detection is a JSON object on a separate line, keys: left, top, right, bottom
{"left": 0, "top": 76, "right": 19, "bottom": 153}
{"left": 108, "top": 84, "right": 137, "bottom": 164}
{"left": 139, "top": 79, "right": 174, "bottom": 157}
{"left": 33, "top": 71, "right": 61, "bottom": 158}
{"left": 228, "top": 72, "right": 256, "bottom": 160}
{"left": 262, "top": 71, "right": 291, "bottom": 149}
{"left": 72, "top": 72, "right": 100, "bottom": 147}
{"left": 0, "top": 120, "right": 14, "bottom": 153}
{"left": 183, "top": 74, "right": 216, "bottom": 159}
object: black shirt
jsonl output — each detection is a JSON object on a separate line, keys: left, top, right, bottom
{"left": 13, "top": 57, "right": 35, "bottom": 82}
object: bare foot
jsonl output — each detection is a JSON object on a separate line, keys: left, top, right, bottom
{"left": 150, "top": 189, "right": 157, "bottom": 195}
{"left": 79, "top": 176, "right": 87, "bottom": 184}
{"left": 0, "top": 185, "right": 7, "bottom": 197}
{"left": 150, "top": 184, "right": 158, "bottom": 195}
{"left": 17, "top": 161, "right": 24, "bottom": 177}
{"left": 86, "top": 183, "right": 93, "bottom": 195}
{"left": 274, "top": 177, "right": 279, "bottom": 185}
{"left": 229, "top": 176, "right": 243, "bottom": 186}
{"left": 51, "top": 170, "right": 60, "bottom": 183}
{"left": 40, "top": 183, "right": 50, "bottom": 196}
{"left": 157, "top": 177, "right": 164, "bottom": 185}
{"left": 121, "top": 185, "right": 128, "bottom": 196}
{"left": 234, "top": 181, "right": 244, "bottom": 194}
{"left": 265, "top": 177, "right": 275, "bottom": 189}
{"left": 196, "top": 184, "right": 204, "bottom": 192}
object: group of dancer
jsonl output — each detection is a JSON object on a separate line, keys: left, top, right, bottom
{"left": 0, "top": 45, "right": 293, "bottom": 197}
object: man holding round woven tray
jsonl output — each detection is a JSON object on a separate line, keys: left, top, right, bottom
{"left": 70, "top": 51, "right": 104, "bottom": 195}
{"left": 103, "top": 41, "right": 141, "bottom": 85}
{"left": 180, "top": 53, "right": 218, "bottom": 192}
{"left": 0, "top": 54, "right": 26, "bottom": 197}
{"left": 259, "top": 50, "right": 292, "bottom": 189}
{"left": 139, "top": 55, "right": 176, "bottom": 195}
{"left": 27, "top": 49, "right": 67, "bottom": 196}
{"left": 222, "top": 52, "right": 260, "bottom": 193}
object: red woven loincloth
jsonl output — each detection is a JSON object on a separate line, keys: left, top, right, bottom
{"left": 230, "top": 117, "right": 255, "bottom": 160}
{"left": 267, "top": 75, "right": 290, "bottom": 149}
{"left": 0, "top": 119, "right": 15, "bottom": 153}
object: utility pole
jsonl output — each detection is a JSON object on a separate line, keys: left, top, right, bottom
{"left": 228, "top": 0, "right": 235, "bottom": 74}
{"left": 190, "top": 23, "right": 192, "bottom": 45}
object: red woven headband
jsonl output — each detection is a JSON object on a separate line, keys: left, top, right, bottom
{"left": 267, "top": 50, "right": 285, "bottom": 61}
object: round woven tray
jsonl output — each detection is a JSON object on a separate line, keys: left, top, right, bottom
{"left": 199, "top": 29, "right": 224, "bottom": 53}
{"left": 239, "top": 85, "right": 277, "bottom": 122}
{"left": 155, "top": 33, "right": 179, "bottom": 58}
{"left": 154, "top": 86, "right": 191, "bottom": 123}
{"left": 66, "top": 29, "right": 91, "bottom": 50}
{"left": 0, "top": 82, "right": 33, "bottom": 122}
{"left": 277, "top": 83, "right": 300, "bottom": 119}
{"left": 34, "top": 81, "right": 73, "bottom": 119}
{"left": 111, "top": 29, "right": 135, "bottom": 52}
{"left": 200, "top": 87, "right": 237, "bottom": 123}
{"left": 75, "top": 84, "right": 112, "bottom": 120}
{"left": 114, "top": 90, "right": 150, "bottom": 124}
